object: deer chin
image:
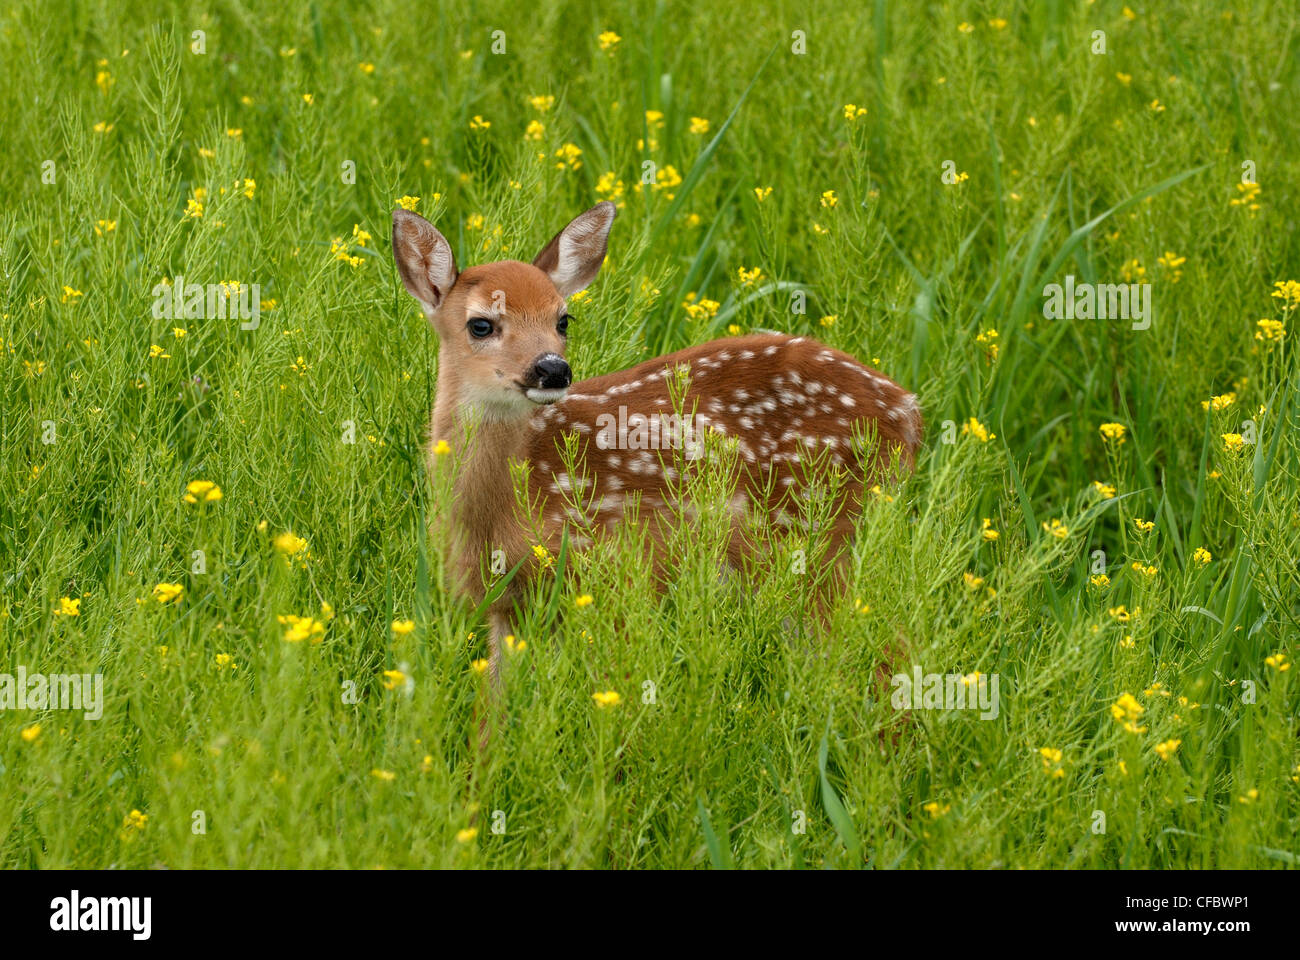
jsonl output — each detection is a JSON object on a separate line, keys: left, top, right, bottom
{"left": 523, "top": 386, "right": 568, "bottom": 405}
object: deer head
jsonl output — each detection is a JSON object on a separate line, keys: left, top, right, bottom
{"left": 391, "top": 201, "right": 616, "bottom": 421}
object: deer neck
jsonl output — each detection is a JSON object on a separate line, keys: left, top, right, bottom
{"left": 431, "top": 351, "right": 533, "bottom": 545}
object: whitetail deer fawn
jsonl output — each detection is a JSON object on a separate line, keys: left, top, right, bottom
{"left": 392, "top": 201, "right": 922, "bottom": 682}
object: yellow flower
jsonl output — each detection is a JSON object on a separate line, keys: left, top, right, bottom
{"left": 988, "top": 17, "right": 1008, "bottom": 29}
{"left": 842, "top": 103, "right": 867, "bottom": 122}
{"left": 214, "top": 653, "right": 234, "bottom": 669}
{"left": 1157, "top": 250, "right": 1186, "bottom": 270}
{"left": 433, "top": 439, "right": 452, "bottom": 456}
{"left": 682, "top": 293, "right": 721, "bottom": 321}
{"left": 1270, "top": 279, "right": 1300, "bottom": 307}
{"left": 456, "top": 827, "right": 478, "bottom": 843}
{"left": 505, "top": 634, "right": 526, "bottom": 654}
{"left": 1134, "top": 518, "right": 1154, "bottom": 534}
{"left": 1230, "top": 181, "right": 1262, "bottom": 211}
{"left": 95, "top": 69, "right": 114, "bottom": 95}
{"left": 1154, "top": 738, "right": 1182, "bottom": 761}
{"left": 173, "top": 327, "right": 187, "bottom": 338}
{"left": 391, "top": 619, "right": 415, "bottom": 636}
{"left": 122, "top": 809, "right": 148, "bottom": 831}
{"left": 736, "top": 266, "right": 764, "bottom": 286}
{"left": 183, "top": 480, "right": 222, "bottom": 504}
{"left": 302, "top": 93, "right": 314, "bottom": 105}
{"left": 149, "top": 344, "right": 171, "bottom": 359}
{"left": 574, "top": 594, "right": 594, "bottom": 609}
{"left": 820, "top": 190, "right": 838, "bottom": 208}
{"left": 242, "top": 178, "right": 256, "bottom": 199}
{"left": 359, "top": 61, "right": 375, "bottom": 74}
{"left": 1038, "top": 747, "right": 1065, "bottom": 778}
{"left": 962, "top": 417, "right": 995, "bottom": 442}
{"left": 980, "top": 518, "right": 999, "bottom": 542}
{"left": 554, "top": 143, "right": 583, "bottom": 171}
{"left": 1149, "top": 99, "right": 1165, "bottom": 113}
{"left": 1109, "top": 605, "right": 1131, "bottom": 622}
{"left": 957, "top": 22, "right": 974, "bottom": 34}
{"left": 652, "top": 164, "right": 682, "bottom": 192}
{"left": 962, "top": 572, "right": 984, "bottom": 590}
{"left": 1116, "top": 72, "right": 1132, "bottom": 86}
{"left": 273, "top": 531, "right": 308, "bottom": 556}
{"left": 922, "top": 801, "right": 950, "bottom": 818}
{"left": 20, "top": 723, "right": 41, "bottom": 742}
{"left": 1130, "top": 562, "right": 1158, "bottom": 579}
{"left": 1238, "top": 789, "right": 1259, "bottom": 804}
{"left": 277, "top": 613, "right": 326, "bottom": 643}
{"left": 1090, "top": 574, "right": 1111, "bottom": 588}
{"left": 1109, "top": 692, "right": 1146, "bottom": 734}
{"left": 1092, "top": 481, "right": 1117, "bottom": 498}
{"left": 94, "top": 219, "right": 117, "bottom": 236}
{"left": 1255, "top": 318, "right": 1285, "bottom": 342}
{"left": 1221, "top": 433, "right": 1245, "bottom": 453}
{"left": 1200, "top": 392, "right": 1236, "bottom": 412}
{"left": 371, "top": 769, "right": 396, "bottom": 781}
{"left": 382, "top": 669, "right": 407, "bottom": 691}
{"left": 1041, "top": 518, "right": 1069, "bottom": 540}
{"left": 93, "top": 120, "right": 114, "bottom": 134}
{"left": 61, "top": 285, "right": 84, "bottom": 303}
{"left": 469, "top": 115, "right": 491, "bottom": 131}
{"left": 225, "top": 127, "right": 242, "bottom": 139}
{"left": 532, "top": 544, "right": 555, "bottom": 570}
{"left": 1264, "top": 652, "right": 1290, "bottom": 672}
{"left": 471, "top": 658, "right": 490, "bottom": 675}
{"left": 395, "top": 195, "right": 420, "bottom": 211}
{"left": 595, "top": 170, "right": 625, "bottom": 201}
{"left": 152, "top": 582, "right": 184, "bottom": 604}
{"left": 524, "top": 119, "right": 545, "bottom": 141}
{"left": 598, "top": 30, "right": 621, "bottom": 52}
{"left": 592, "top": 690, "right": 621, "bottom": 708}
{"left": 528, "top": 94, "right": 555, "bottom": 112}
{"left": 1099, "top": 422, "right": 1127, "bottom": 444}
{"left": 753, "top": 186, "right": 773, "bottom": 202}
{"left": 1193, "top": 547, "right": 1211, "bottom": 565}
{"left": 54, "top": 596, "right": 81, "bottom": 616}
{"left": 689, "top": 116, "right": 710, "bottom": 135}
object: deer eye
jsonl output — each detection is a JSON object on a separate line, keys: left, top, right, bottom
{"left": 557, "top": 314, "right": 569, "bottom": 337}
{"left": 468, "top": 318, "right": 495, "bottom": 339}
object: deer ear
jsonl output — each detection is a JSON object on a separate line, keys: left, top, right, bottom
{"left": 392, "top": 209, "right": 458, "bottom": 314}
{"left": 532, "top": 201, "right": 616, "bottom": 298}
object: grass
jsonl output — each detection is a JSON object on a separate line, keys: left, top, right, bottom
{"left": 1, "top": 0, "right": 1297, "bottom": 869}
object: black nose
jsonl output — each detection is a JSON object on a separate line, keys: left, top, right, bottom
{"left": 532, "top": 355, "right": 571, "bottom": 390}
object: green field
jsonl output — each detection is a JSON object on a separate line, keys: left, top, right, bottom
{"left": 1, "top": 0, "right": 1297, "bottom": 868}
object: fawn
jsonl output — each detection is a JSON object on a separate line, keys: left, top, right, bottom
{"left": 392, "top": 201, "right": 922, "bottom": 682}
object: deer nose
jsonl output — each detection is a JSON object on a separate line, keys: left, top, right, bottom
{"left": 532, "top": 355, "right": 571, "bottom": 390}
